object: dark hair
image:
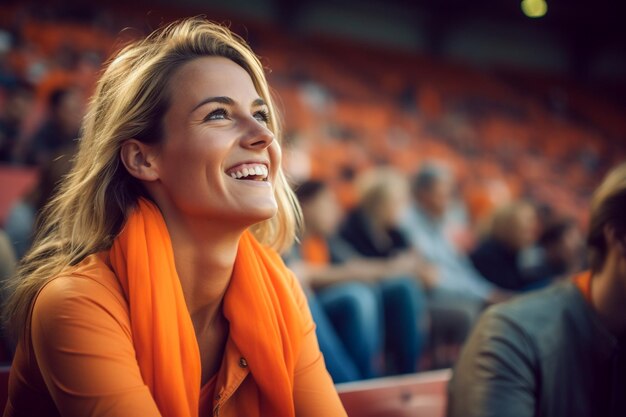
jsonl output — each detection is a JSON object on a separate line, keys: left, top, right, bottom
{"left": 295, "top": 180, "right": 326, "bottom": 205}
{"left": 539, "top": 218, "right": 576, "bottom": 247}
{"left": 587, "top": 163, "right": 626, "bottom": 272}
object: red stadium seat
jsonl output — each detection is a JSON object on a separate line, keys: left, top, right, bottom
{"left": 337, "top": 369, "right": 451, "bottom": 417}
{"left": 0, "top": 165, "right": 38, "bottom": 225}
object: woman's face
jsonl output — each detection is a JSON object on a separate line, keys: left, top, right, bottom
{"left": 153, "top": 57, "right": 280, "bottom": 225}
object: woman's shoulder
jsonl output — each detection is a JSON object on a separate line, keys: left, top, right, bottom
{"left": 33, "top": 253, "right": 129, "bottom": 324}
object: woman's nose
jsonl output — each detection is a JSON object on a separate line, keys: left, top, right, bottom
{"left": 240, "top": 119, "right": 274, "bottom": 150}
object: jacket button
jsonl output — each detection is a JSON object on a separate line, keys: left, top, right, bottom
{"left": 239, "top": 357, "right": 248, "bottom": 368}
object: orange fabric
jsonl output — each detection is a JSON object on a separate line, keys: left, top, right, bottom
{"left": 109, "top": 199, "right": 201, "bottom": 417}
{"left": 110, "top": 198, "right": 301, "bottom": 417}
{"left": 5, "top": 199, "right": 347, "bottom": 417}
{"left": 300, "top": 236, "right": 330, "bottom": 266}
{"left": 573, "top": 270, "right": 593, "bottom": 305}
{"left": 223, "top": 225, "right": 304, "bottom": 417}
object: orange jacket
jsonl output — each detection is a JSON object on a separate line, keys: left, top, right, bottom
{"left": 5, "top": 252, "right": 346, "bottom": 417}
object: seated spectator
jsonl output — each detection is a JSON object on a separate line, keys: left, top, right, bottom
{"left": 0, "top": 81, "right": 34, "bottom": 163}
{"left": 5, "top": 148, "right": 75, "bottom": 258}
{"left": 470, "top": 201, "right": 542, "bottom": 291}
{"left": 0, "top": 228, "right": 16, "bottom": 280}
{"left": 448, "top": 162, "right": 626, "bottom": 417}
{"left": 290, "top": 179, "right": 429, "bottom": 379}
{"left": 340, "top": 168, "right": 416, "bottom": 259}
{"left": 18, "top": 86, "right": 83, "bottom": 165}
{"left": 0, "top": 228, "right": 16, "bottom": 362}
{"left": 400, "top": 163, "right": 510, "bottom": 365}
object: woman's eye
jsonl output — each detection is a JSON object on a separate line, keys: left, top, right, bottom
{"left": 254, "top": 110, "right": 270, "bottom": 124}
{"left": 204, "top": 108, "right": 229, "bottom": 122}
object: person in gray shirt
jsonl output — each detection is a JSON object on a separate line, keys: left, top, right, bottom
{"left": 400, "top": 163, "right": 511, "bottom": 366}
{"left": 448, "top": 162, "right": 626, "bottom": 417}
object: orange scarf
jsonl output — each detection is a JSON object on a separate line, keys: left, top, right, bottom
{"left": 109, "top": 199, "right": 301, "bottom": 417}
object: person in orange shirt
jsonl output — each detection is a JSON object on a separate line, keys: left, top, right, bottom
{"left": 2, "top": 18, "right": 347, "bottom": 417}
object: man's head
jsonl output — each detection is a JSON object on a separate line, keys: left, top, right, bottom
{"left": 295, "top": 180, "right": 343, "bottom": 237}
{"left": 411, "top": 162, "right": 454, "bottom": 219}
{"left": 587, "top": 163, "right": 626, "bottom": 275}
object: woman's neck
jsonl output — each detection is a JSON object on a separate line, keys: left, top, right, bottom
{"left": 158, "top": 202, "right": 245, "bottom": 322}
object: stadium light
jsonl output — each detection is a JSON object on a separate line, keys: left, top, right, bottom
{"left": 521, "top": 0, "right": 548, "bottom": 18}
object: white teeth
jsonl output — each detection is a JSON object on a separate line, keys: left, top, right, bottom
{"left": 228, "top": 164, "right": 269, "bottom": 180}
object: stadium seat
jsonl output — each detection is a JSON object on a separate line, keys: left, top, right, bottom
{"left": 336, "top": 369, "right": 451, "bottom": 417}
{"left": 0, "top": 165, "right": 38, "bottom": 225}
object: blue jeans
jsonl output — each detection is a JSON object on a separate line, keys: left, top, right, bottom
{"left": 307, "top": 282, "right": 381, "bottom": 383}
{"left": 308, "top": 277, "right": 427, "bottom": 382}
{"left": 376, "top": 276, "right": 428, "bottom": 374}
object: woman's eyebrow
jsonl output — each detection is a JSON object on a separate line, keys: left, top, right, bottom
{"left": 252, "top": 98, "right": 266, "bottom": 107}
{"left": 191, "top": 96, "right": 234, "bottom": 113}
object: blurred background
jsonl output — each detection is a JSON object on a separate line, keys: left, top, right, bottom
{"left": 0, "top": 0, "right": 625, "bottom": 223}
{"left": 0, "top": 0, "right": 625, "bottom": 408}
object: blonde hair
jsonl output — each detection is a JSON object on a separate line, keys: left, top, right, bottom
{"left": 587, "top": 162, "right": 626, "bottom": 272}
{"left": 357, "top": 167, "right": 409, "bottom": 215}
{"left": 3, "top": 18, "right": 301, "bottom": 340}
{"left": 489, "top": 201, "right": 535, "bottom": 241}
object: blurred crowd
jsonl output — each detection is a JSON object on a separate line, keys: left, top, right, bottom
{"left": 288, "top": 163, "right": 586, "bottom": 381}
{"left": 0, "top": 4, "right": 622, "bottom": 379}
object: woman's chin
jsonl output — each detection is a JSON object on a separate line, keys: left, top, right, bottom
{"left": 231, "top": 203, "right": 278, "bottom": 226}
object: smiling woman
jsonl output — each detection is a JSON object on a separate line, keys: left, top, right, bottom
{"left": 2, "top": 18, "right": 346, "bottom": 417}
{"left": 123, "top": 56, "right": 282, "bottom": 229}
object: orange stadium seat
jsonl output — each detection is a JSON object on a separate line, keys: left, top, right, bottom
{"left": 0, "top": 9, "right": 624, "bottom": 235}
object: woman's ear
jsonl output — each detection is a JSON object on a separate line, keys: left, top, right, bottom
{"left": 120, "top": 139, "right": 160, "bottom": 182}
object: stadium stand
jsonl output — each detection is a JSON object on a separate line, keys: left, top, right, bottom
{"left": 0, "top": 3, "right": 624, "bottom": 416}
{"left": 1, "top": 5, "right": 623, "bottom": 229}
